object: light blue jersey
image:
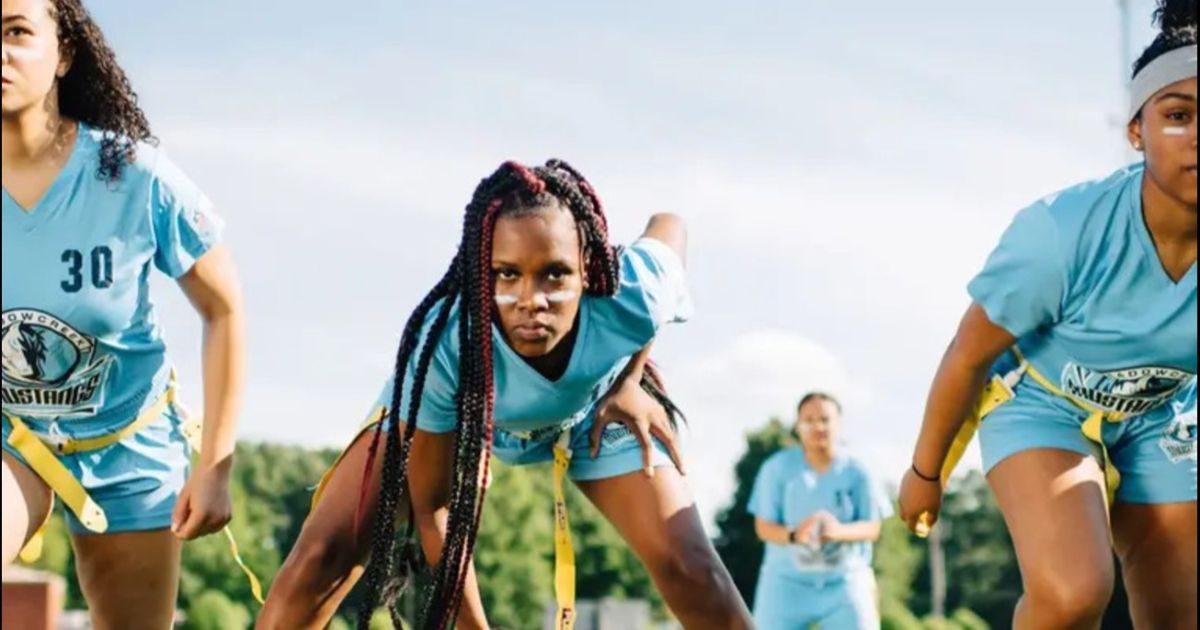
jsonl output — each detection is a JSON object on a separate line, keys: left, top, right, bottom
{"left": 2, "top": 125, "right": 220, "bottom": 534}
{"left": 748, "top": 449, "right": 890, "bottom": 629}
{"left": 972, "top": 165, "right": 1198, "bottom": 503}
{"left": 970, "top": 165, "right": 1197, "bottom": 415}
{"left": 748, "top": 449, "right": 891, "bottom": 579}
{"left": 371, "top": 238, "right": 691, "bottom": 436}
{"left": 2, "top": 125, "right": 220, "bottom": 435}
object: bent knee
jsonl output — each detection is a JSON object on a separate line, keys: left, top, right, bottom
{"left": 1025, "top": 561, "right": 1115, "bottom": 626}
{"left": 648, "top": 545, "right": 729, "bottom": 595}
{"left": 283, "top": 533, "right": 366, "bottom": 587}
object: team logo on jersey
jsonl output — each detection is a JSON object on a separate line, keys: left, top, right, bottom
{"left": 1, "top": 309, "right": 112, "bottom": 418}
{"left": 1061, "top": 363, "right": 1192, "bottom": 416}
{"left": 1159, "top": 398, "right": 1198, "bottom": 464}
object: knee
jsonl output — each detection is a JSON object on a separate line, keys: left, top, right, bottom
{"left": 649, "top": 544, "right": 731, "bottom": 600}
{"left": 279, "top": 532, "right": 362, "bottom": 590}
{"left": 1025, "top": 561, "right": 1115, "bottom": 626}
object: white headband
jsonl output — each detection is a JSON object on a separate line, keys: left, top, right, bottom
{"left": 1129, "top": 45, "right": 1199, "bottom": 121}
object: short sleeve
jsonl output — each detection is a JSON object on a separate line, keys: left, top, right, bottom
{"left": 747, "top": 454, "right": 785, "bottom": 524}
{"left": 151, "top": 154, "right": 223, "bottom": 278}
{"left": 968, "top": 204, "right": 1066, "bottom": 338}
{"left": 591, "top": 238, "right": 694, "bottom": 348}
{"left": 850, "top": 461, "right": 893, "bottom": 522}
{"left": 382, "top": 303, "right": 461, "bottom": 434}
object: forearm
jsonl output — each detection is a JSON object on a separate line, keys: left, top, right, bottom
{"left": 623, "top": 344, "right": 655, "bottom": 383}
{"left": 827, "top": 521, "right": 883, "bottom": 543}
{"left": 911, "top": 340, "right": 994, "bottom": 476}
{"left": 198, "top": 309, "right": 245, "bottom": 468}
{"left": 754, "top": 519, "right": 793, "bottom": 545}
{"left": 642, "top": 213, "right": 688, "bottom": 265}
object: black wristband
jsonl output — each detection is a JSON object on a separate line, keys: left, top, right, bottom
{"left": 787, "top": 529, "right": 798, "bottom": 544}
{"left": 911, "top": 463, "right": 941, "bottom": 484}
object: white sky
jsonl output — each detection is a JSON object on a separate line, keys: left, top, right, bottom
{"left": 86, "top": 0, "right": 1166, "bottom": 525}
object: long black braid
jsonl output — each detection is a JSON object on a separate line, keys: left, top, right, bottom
{"left": 356, "top": 160, "right": 629, "bottom": 629}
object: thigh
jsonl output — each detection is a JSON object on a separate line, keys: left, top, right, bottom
{"left": 284, "top": 425, "right": 392, "bottom": 574}
{"left": 819, "top": 573, "right": 880, "bottom": 630}
{"left": 1112, "top": 502, "right": 1198, "bottom": 630}
{"left": 2, "top": 450, "right": 53, "bottom": 566}
{"left": 987, "top": 449, "right": 1114, "bottom": 596}
{"left": 753, "top": 576, "right": 820, "bottom": 630}
{"left": 72, "top": 529, "right": 183, "bottom": 630}
{"left": 259, "top": 424, "right": 397, "bottom": 630}
{"left": 575, "top": 467, "right": 702, "bottom": 564}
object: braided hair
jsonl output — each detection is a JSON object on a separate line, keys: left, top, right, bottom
{"left": 1133, "top": 0, "right": 1198, "bottom": 79}
{"left": 355, "top": 160, "right": 631, "bottom": 629}
{"left": 51, "top": 0, "right": 155, "bottom": 182}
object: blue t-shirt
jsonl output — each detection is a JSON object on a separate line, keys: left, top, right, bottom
{"left": 748, "top": 449, "right": 892, "bottom": 578}
{"left": 970, "top": 165, "right": 1197, "bottom": 416}
{"left": 2, "top": 125, "right": 221, "bottom": 435}
{"left": 370, "top": 238, "right": 692, "bottom": 434}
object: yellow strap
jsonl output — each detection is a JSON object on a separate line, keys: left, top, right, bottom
{"left": 940, "top": 374, "right": 1016, "bottom": 486}
{"left": 17, "top": 530, "right": 44, "bottom": 564}
{"left": 178, "top": 409, "right": 265, "bottom": 605}
{"left": 926, "top": 347, "right": 1128, "bottom": 537}
{"left": 552, "top": 432, "right": 577, "bottom": 630}
{"left": 1013, "top": 348, "right": 1125, "bottom": 507}
{"left": 5, "top": 413, "right": 109, "bottom": 535}
{"left": 4, "top": 382, "right": 263, "bottom": 605}
{"left": 311, "top": 406, "right": 387, "bottom": 511}
{"left": 1081, "top": 412, "right": 1122, "bottom": 508}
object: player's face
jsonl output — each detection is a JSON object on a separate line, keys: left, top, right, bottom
{"left": 1, "top": 0, "right": 68, "bottom": 118}
{"left": 491, "top": 205, "right": 586, "bottom": 359}
{"left": 1130, "top": 77, "right": 1199, "bottom": 209}
{"left": 795, "top": 398, "right": 841, "bottom": 453}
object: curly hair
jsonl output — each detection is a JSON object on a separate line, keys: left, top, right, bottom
{"left": 51, "top": 0, "right": 155, "bottom": 181}
{"left": 1133, "top": 0, "right": 1198, "bottom": 79}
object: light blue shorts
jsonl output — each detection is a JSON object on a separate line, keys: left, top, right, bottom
{"left": 753, "top": 568, "right": 880, "bottom": 630}
{"left": 979, "top": 356, "right": 1197, "bottom": 505}
{"left": 377, "top": 409, "right": 673, "bottom": 481}
{"left": 2, "top": 405, "right": 192, "bottom": 535}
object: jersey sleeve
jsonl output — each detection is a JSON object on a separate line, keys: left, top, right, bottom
{"left": 747, "top": 453, "right": 786, "bottom": 524}
{"left": 150, "top": 153, "right": 224, "bottom": 278}
{"left": 968, "top": 203, "right": 1066, "bottom": 338}
{"left": 590, "top": 237, "right": 694, "bottom": 349}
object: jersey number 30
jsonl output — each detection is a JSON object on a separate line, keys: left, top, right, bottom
{"left": 62, "top": 247, "right": 114, "bottom": 293}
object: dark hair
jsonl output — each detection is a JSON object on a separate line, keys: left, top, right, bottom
{"left": 797, "top": 392, "right": 843, "bottom": 415}
{"left": 52, "top": 0, "right": 155, "bottom": 182}
{"left": 355, "top": 160, "right": 683, "bottom": 629}
{"left": 1132, "top": 0, "right": 1198, "bottom": 79}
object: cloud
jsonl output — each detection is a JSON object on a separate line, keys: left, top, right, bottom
{"left": 665, "top": 329, "right": 871, "bottom": 525}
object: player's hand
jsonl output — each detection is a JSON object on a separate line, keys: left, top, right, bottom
{"left": 172, "top": 460, "right": 234, "bottom": 540}
{"left": 590, "top": 375, "right": 685, "bottom": 477}
{"left": 899, "top": 467, "right": 943, "bottom": 538}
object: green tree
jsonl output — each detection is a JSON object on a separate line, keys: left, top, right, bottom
{"left": 712, "top": 418, "right": 793, "bottom": 605}
{"left": 185, "top": 589, "right": 251, "bottom": 630}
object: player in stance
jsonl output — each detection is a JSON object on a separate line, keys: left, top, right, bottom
{"left": 259, "top": 159, "right": 753, "bottom": 630}
{"left": 900, "top": 1, "right": 1198, "bottom": 628}
{"left": 2, "top": 1, "right": 250, "bottom": 627}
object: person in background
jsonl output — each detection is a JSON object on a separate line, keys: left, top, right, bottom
{"left": 749, "top": 392, "right": 891, "bottom": 629}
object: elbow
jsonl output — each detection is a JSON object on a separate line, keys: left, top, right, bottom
{"left": 945, "top": 333, "right": 998, "bottom": 374}
{"left": 645, "top": 214, "right": 688, "bottom": 264}
{"left": 649, "top": 212, "right": 685, "bottom": 226}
